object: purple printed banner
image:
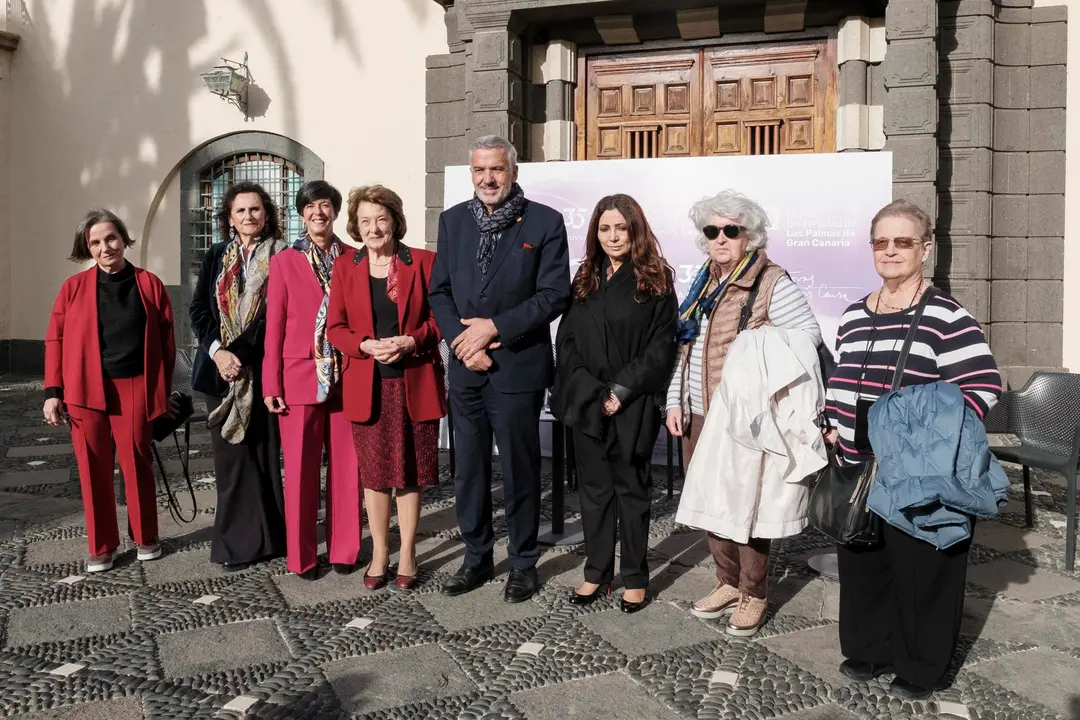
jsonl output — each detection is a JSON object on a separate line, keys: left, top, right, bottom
{"left": 445, "top": 153, "right": 893, "bottom": 351}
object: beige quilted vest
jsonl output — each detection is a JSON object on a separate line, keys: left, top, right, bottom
{"left": 690, "top": 252, "right": 783, "bottom": 414}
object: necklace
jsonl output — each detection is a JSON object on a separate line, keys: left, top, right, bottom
{"left": 876, "top": 280, "right": 923, "bottom": 313}
{"left": 369, "top": 259, "right": 392, "bottom": 267}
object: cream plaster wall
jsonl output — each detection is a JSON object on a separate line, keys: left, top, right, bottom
{"left": 1034, "top": 0, "right": 1077, "bottom": 371}
{"left": 6, "top": 0, "right": 446, "bottom": 341}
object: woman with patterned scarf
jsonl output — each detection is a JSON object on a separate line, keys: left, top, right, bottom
{"left": 190, "top": 182, "right": 288, "bottom": 571}
{"left": 263, "top": 180, "right": 361, "bottom": 580}
{"left": 664, "top": 190, "right": 821, "bottom": 636}
{"left": 327, "top": 185, "right": 445, "bottom": 590}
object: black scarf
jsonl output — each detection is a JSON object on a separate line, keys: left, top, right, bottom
{"left": 470, "top": 183, "right": 527, "bottom": 276}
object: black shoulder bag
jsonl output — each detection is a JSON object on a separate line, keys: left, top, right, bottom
{"left": 806, "top": 287, "right": 938, "bottom": 546}
{"left": 151, "top": 391, "right": 198, "bottom": 524}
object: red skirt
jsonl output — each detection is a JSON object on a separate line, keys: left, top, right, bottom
{"left": 351, "top": 377, "right": 440, "bottom": 490}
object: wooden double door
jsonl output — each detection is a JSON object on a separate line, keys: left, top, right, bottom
{"left": 578, "top": 40, "right": 837, "bottom": 160}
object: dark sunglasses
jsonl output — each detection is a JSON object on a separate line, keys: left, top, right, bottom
{"left": 870, "top": 236, "right": 920, "bottom": 251}
{"left": 702, "top": 224, "right": 743, "bottom": 241}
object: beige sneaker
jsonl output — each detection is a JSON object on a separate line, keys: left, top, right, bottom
{"left": 726, "top": 593, "right": 768, "bottom": 637}
{"left": 690, "top": 583, "right": 741, "bottom": 619}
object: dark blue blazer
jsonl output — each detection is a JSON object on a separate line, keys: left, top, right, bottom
{"left": 429, "top": 198, "right": 571, "bottom": 393}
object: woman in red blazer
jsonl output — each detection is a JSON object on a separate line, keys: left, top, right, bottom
{"left": 327, "top": 185, "right": 445, "bottom": 590}
{"left": 263, "top": 181, "right": 361, "bottom": 580}
{"left": 43, "top": 209, "right": 177, "bottom": 573}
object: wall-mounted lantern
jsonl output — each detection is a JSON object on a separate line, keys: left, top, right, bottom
{"left": 200, "top": 52, "right": 250, "bottom": 114}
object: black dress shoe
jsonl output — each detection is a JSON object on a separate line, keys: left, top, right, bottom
{"left": 839, "top": 659, "right": 893, "bottom": 682}
{"left": 297, "top": 567, "right": 321, "bottom": 581}
{"left": 569, "top": 583, "right": 610, "bottom": 607}
{"left": 441, "top": 563, "right": 494, "bottom": 597}
{"left": 888, "top": 677, "right": 933, "bottom": 701}
{"left": 504, "top": 567, "right": 539, "bottom": 603}
{"left": 332, "top": 563, "right": 358, "bottom": 575}
{"left": 620, "top": 593, "right": 653, "bottom": 614}
{"left": 223, "top": 561, "right": 253, "bottom": 572}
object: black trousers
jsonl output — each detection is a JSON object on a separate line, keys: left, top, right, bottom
{"left": 204, "top": 395, "right": 287, "bottom": 565}
{"left": 449, "top": 382, "right": 544, "bottom": 570}
{"left": 574, "top": 431, "right": 651, "bottom": 589}
{"left": 836, "top": 522, "right": 971, "bottom": 689}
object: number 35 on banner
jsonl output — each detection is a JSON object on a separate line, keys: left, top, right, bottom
{"left": 560, "top": 208, "right": 589, "bottom": 230}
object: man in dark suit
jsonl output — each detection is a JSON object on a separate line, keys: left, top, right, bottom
{"left": 429, "top": 135, "right": 571, "bottom": 602}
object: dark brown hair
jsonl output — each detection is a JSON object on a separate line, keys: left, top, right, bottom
{"left": 214, "top": 181, "right": 282, "bottom": 244}
{"left": 870, "top": 199, "right": 933, "bottom": 242}
{"left": 573, "top": 194, "right": 673, "bottom": 302}
{"left": 346, "top": 185, "right": 407, "bottom": 243}
{"left": 70, "top": 209, "right": 134, "bottom": 262}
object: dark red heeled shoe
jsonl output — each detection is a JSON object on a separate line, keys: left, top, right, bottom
{"left": 394, "top": 573, "right": 419, "bottom": 590}
{"left": 363, "top": 565, "right": 388, "bottom": 590}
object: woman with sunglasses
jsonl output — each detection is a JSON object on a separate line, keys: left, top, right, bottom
{"left": 665, "top": 190, "right": 820, "bottom": 637}
{"left": 823, "top": 200, "right": 1000, "bottom": 700}
{"left": 553, "top": 194, "right": 678, "bottom": 613}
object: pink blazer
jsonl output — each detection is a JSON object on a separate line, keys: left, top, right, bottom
{"left": 263, "top": 244, "right": 357, "bottom": 405}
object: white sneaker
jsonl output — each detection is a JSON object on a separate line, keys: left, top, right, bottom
{"left": 86, "top": 553, "right": 115, "bottom": 573}
{"left": 137, "top": 545, "right": 163, "bottom": 561}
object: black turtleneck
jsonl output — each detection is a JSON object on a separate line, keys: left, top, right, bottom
{"left": 98, "top": 262, "right": 146, "bottom": 378}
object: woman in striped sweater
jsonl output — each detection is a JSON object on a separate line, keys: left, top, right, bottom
{"left": 824, "top": 200, "right": 1001, "bottom": 701}
{"left": 666, "top": 190, "right": 821, "bottom": 636}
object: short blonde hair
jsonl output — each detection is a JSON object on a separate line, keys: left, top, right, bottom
{"left": 346, "top": 185, "right": 407, "bottom": 243}
{"left": 870, "top": 199, "right": 933, "bottom": 242}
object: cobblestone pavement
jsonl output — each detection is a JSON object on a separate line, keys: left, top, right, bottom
{"left": 2, "top": 377, "right": 1080, "bottom": 719}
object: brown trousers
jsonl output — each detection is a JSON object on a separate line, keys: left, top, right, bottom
{"left": 682, "top": 412, "right": 771, "bottom": 599}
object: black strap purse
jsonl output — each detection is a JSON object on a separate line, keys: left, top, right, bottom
{"left": 806, "top": 287, "right": 938, "bottom": 546}
{"left": 150, "top": 391, "right": 198, "bottom": 524}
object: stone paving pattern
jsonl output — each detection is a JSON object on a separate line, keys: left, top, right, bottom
{"left": 1, "top": 377, "right": 1079, "bottom": 719}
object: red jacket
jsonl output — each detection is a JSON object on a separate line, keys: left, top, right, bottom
{"left": 326, "top": 244, "right": 445, "bottom": 423}
{"left": 263, "top": 243, "right": 358, "bottom": 405}
{"left": 45, "top": 265, "right": 175, "bottom": 420}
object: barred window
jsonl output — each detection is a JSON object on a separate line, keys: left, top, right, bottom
{"left": 191, "top": 152, "right": 306, "bottom": 256}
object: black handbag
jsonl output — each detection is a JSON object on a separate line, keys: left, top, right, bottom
{"left": 152, "top": 391, "right": 194, "bottom": 442}
{"left": 807, "top": 287, "right": 938, "bottom": 546}
{"left": 150, "top": 391, "right": 198, "bottom": 524}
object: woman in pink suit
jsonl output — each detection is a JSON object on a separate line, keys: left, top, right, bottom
{"left": 263, "top": 180, "right": 361, "bottom": 579}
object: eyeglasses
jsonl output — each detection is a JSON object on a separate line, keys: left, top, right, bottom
{"left": 702, "top": 224, "right": 743, "bottom": 241}
{"left": 870, "top": 236, "right": 921, "bottom": 251}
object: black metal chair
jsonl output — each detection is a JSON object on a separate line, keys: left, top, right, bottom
{"left": 984, "top": 371, "right": 1080, "bottom": 572}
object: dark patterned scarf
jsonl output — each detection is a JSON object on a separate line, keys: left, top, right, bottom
{"left": 469, "top": 183, "right": 526, "bottom": 276}
{"left": 293, "top": 234, "right": 344, "bottom": 403}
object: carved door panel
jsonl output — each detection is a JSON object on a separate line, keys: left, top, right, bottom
{"left": 584, "top": 50, "right": 703, "bottom": 160}
{"left": 578, "top": 40, "right": 836, "bottom": 159}
{"left": 703, "top": 42, "right": 836, "bottom": 156}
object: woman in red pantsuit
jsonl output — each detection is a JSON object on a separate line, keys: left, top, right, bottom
{"left": 263, "top": 180, "right": 361, "bottom": 579}
{"left": 327, "top": 185, "right": 446, "bottom": 590}
{"left": 43, "top": 209, "right": 178, "bottom": 573}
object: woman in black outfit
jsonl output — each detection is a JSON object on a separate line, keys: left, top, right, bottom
{"left": 553, "top": 194, "right": 678, "bottom": 613}
{"left": 190, "top": 182, "right": 288, "bottom": 570}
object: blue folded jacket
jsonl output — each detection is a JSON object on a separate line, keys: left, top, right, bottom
{"left": 867, "top": 381, "right": 1009, "bottom": 549}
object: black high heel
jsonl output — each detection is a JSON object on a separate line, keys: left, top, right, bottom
{"left": 620, "top": 592, "right": 653, "bottom": 614}
{"left": 569, "top": 583, "right": 611, "bottom": 606}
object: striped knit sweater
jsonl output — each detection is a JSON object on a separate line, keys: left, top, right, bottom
{"left": 666, "top": 274, "right": 822, "bottom": 415}
{"left": 824, "top": 291, "right": 1002, "bottom": 465}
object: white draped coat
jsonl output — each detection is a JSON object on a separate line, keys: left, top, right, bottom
{"left": 675, "top": 327, "right": 828, "bottom": 543}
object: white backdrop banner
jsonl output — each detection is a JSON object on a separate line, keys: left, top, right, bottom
{"left": 438, "top": 153, "right": 894, "bottom": 461}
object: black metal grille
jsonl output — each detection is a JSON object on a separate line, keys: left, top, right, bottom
{"left": 191, "top": 153, "right": 306, "bottom": 257}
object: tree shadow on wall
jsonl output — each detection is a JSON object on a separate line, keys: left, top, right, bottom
{"left": 19, "top": 0, "right": 208, "bottom": 276}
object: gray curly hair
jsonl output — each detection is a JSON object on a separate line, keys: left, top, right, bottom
{"left": 689, "top": 190, "right": 770, "bottom": 254}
